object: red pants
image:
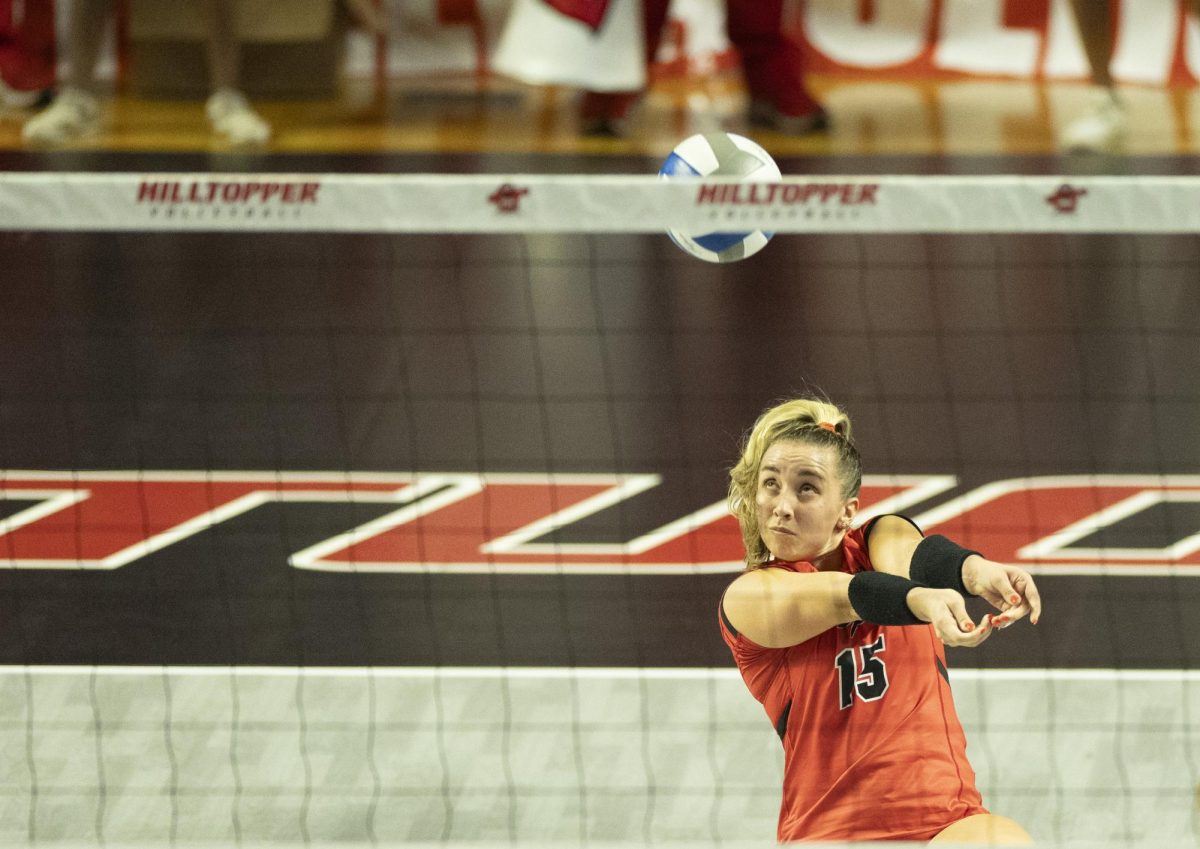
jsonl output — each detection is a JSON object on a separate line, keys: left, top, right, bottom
{"left": 582, "top": 0, "right": 818, "bottom": 120}
{"left": 0, "top": 0, "right": 56, "bottom": 92}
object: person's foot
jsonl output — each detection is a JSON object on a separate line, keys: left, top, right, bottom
{"left": 582, "top": 116, "right": 627, "bottom": 138}
{"left": 21, "top": 87, "right": 100, "bottom": 144}
{"left": 1061, "top": 89, "right": 1126, "bottom": 152}
{"left": 580, "top": 90, "right": 638, "bottom": 138}
{"left": 0, "top": 75, "right": 44, "bottom": 110}
{"left": 206, "top": 88, "right": 271, "bottom": 146}
{"left": 748, "top": 99, "right": 829, "bottom": 135}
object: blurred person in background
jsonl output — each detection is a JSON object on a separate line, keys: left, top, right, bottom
{"left": 1063, "top": 0, "right": 1200, "bottom": 151}
{"left": 22, "top": 0, "right": 271, "bottom": 146}
{"left": 578, "top": 0, "right": 826, "bottom": 137}
{"left": 496, "top": 0, "right": 826, "bottom": 138}
{"left": 0, "top": 0, "right": 55, "bottom": 109}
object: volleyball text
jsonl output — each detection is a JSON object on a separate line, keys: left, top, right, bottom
{"left": 136, "top": 180, "right": 321, "bottom": 205}
{"left": 696, "top": 183, "right": 878, "bottom": 206}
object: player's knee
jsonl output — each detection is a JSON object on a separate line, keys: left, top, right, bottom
{"left": 929, "top": 813, "right": 1033, "bottom": 845}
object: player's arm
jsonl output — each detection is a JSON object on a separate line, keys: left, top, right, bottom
{"left": 861, "top": 514, "right": 1005, "bottom": 642}
{"left": 722, "top": 563, "right": 996, "bottom": 649}
{"left": 722, "top": 568, "right": 856, "bottom": 648}
{"left": 864, "top": 514, "right": 924, "bottom": 578}
{"left": 869, "top": 514, "right": 1043, "bottom": 628}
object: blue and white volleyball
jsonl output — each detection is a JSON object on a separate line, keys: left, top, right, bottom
{"left": 658, "top": 132, "right": 781, "bottom": 263}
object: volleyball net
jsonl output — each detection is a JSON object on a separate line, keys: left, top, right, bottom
{"left": 0, "top": 172, "right": 1196, "bottom": 848}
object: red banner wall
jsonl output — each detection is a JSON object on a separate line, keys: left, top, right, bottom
{"left": 655, "top": 0, "right": 1200, "bottom": 86}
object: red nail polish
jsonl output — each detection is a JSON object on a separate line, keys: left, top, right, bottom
{"left": 964, "top": 623, "right": 975, "bottom": 632}
{"left": 1010, "top": 595, "right": 1020, "bottom": 604}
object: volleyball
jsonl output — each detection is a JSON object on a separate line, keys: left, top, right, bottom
{"left": 658, "top": 131, "right": 781, "bottom": 263}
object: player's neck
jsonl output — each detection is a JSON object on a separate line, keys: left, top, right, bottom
{"left": 811, "top": 537, "right": 847, "bottom": 572}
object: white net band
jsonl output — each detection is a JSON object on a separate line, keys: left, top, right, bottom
{"left": 0, "top": 173, "right": 1191, "bottom": 233}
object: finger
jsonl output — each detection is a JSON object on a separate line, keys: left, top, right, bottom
{"left": 942, "top": 613, "right": 993, "bottom": 647}
{"left": 985, "top": 595, "right": 1013, "bottom": 613}
{"left": 937, "top": 622, "right": 969, "bottom": 647}
{"left": 991, "top": 575, "right": 1020, "bottom": 609}
{"left": 1015, "top": 573, "right": 1043, "bottom": 625}
{"left": 977, "top": 591, "right": 1006, "bottom": 612}
{"left": 968, "top": 617, "right": 995, "bottom": 646}
{"left": 993, "top": 602, "right": 1030, "bottom": 627}
{"left": 945, "top": 593, "right": 976, "bottom": 634}
{"left": 971, "top": 613, "right": 997, "bottom": 644}
{"left": 930, "top": 612, "right": 962, "bottom": 646}
{"left": 934, "top": 605, "right": 986, "bottom": 646}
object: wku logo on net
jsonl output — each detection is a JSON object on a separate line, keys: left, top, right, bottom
{"left": 0, "top": 471, "right": 1198, "bottom": 576}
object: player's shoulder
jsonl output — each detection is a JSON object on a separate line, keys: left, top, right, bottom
{"left": 859, "top": 514, "right": 924, "bottom": 545}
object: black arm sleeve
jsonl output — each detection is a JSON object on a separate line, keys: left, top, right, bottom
{"left": 847, "top": 571, "right": 923, "bottom": 626}
{"left": 908, "top": 534, "right": 980, "bottom": 597}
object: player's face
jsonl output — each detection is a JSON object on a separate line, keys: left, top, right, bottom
{"left": 755, "top": 439, "right": 857, "bottom": 567}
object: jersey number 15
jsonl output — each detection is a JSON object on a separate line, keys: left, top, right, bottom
{"left": 834, "top": 634, "right": 889, "bottom": 710}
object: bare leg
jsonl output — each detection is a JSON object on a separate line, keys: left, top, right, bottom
{"left": 342, "top": 0, "right": 389, "bottom": 34}
{"left": 62, "top": 0, "right": 113, "bottom": 91}
{"left": 1067, "top": 0, "right": 1114, "bottom": 88}
{"left": 205, "top": 0, "right": 239, "bottom": 91}
{"left": 203, "top": 0, "right": 270, "bottom": 145}
{"left": 1061, "top": 0, "right": 1125, "bottom": 151}
{"left": 1071, "top": 0, "right": 1200, "bottom": 84}
{"left": 22, "top": 0, "right": 107, "bottom": 143}
{"left": 929, "top": 813, "right": 1033, "bottom": 846}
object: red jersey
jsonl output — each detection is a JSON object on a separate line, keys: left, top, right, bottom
{"left": 718, "top": 520, "right": 986, "bottom": 843}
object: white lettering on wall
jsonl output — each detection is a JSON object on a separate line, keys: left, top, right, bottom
{"left": 1111, "top": 0, "right": 1176, "bottom": 84}
{"left": 1043, "top": 0, "right": 1092, "bottom": 79}
{"left": 803, "top": 0, "right": 932, "bottom": 68}
{"left": 935, "top": 0, "right": 1040, "bottom": 76}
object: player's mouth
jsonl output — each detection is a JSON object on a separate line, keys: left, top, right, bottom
{"left": 768, "top": 526, "right": 796, "bottom": 536}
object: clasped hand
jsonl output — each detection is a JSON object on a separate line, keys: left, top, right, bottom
{"left": 905, "top": 556, "right": 1042, "bottom": 648}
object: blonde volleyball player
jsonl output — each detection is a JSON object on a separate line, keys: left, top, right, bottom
{"left": 719, "top": 397, "right": 1041, "bottom": 844}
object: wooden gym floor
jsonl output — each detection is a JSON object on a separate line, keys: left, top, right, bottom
{"left": 2, "top": 73, "right": 1200, "bottom": 162}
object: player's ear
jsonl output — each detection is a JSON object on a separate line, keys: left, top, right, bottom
{"left": 839, "top": 498, "right": 859, "bottom": 530}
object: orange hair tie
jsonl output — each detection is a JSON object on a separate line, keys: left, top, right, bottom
{"left": 818, "top": 421, "right": 837, "bottom": 433}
